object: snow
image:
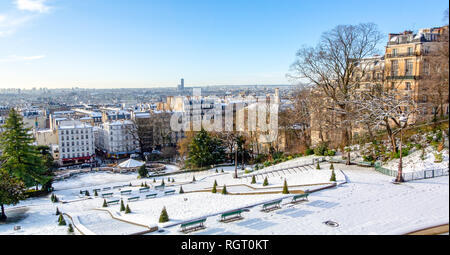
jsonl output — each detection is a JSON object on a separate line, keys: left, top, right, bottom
{"left": 1, "top": 155, "right": 448, "bottom": 235}
{"left": 382, "top": 147, "right": 449, "bottom": 173}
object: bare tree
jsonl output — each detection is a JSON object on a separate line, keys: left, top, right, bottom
{"left": 289, "top": 23, "right": 383, "bottom": 164}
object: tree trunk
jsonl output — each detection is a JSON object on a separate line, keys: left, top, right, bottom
{"left": 385, "top": 120, "right": 397, "bottom": 154}
{"left": 0, "top": 204, "right": 6, "bottom": 221}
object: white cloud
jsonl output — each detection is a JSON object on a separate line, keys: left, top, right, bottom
{"left": 0, "top": 55, "right": 46, "bottom": 62}
{"left": 15, "top": 0, "right": 50, "bottom": 13}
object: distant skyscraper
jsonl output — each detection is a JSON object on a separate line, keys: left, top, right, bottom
{"left": 178, "top": 78, "right": 185, "bottom": 91}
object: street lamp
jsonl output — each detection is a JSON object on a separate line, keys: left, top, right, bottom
{"left": 395, "top": 115, "right": 408, "bottom": 183}
{"left": 234, "top": 143, "right": 238, "bottom": 179}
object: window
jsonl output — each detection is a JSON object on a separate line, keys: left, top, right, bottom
{"left": 405, "top": 82, "right": 411, "bottom": 90}
{"left": 391, "top": 82, "right": 396, "bottom": 90}
{"left": 392, "top": 48, "right": 398, "bottom": 56}
{"left": 423, "top": 61, "right": 430, "bottom": 75}
{"left": 407, "top": 47, "right": 413, "bottom": 56}
{"left": 405, "top": 60, "right": 413, "bottom": 75}
{"left": 391, "top": 60, "right": 398, "bottom": 76}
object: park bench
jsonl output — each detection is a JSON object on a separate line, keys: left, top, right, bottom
{"left": 93, "top": 188, "right": 101, "bottom": 193}
{"left": 123, "top": 184, "right": 131, "bottom": 187}
{"left": 291, "top": 193, "right": 309, "bottom": 204}
{"left": 145, "top": 193, "right": 157, "bottom": 199}
{"left": 127, "top": 196, "right": 140, "bottom": 202}
{"left": 113, "top": 185, "right": 122, "bottom": 189}
{"left": 106, "top": 199, "right": 120, "bottom": 205}
{"left": 220, "top": 209, "right": 244, "bottom": 223}
{"left": 164, "top": 190, "right": 175, "bottom": 195}
{"left": 262, "top": 199, "right": 282, "bottom": 212}
{"left": 139, "top": 187, "right": 150, "bottom": 193}
{"left": 102, "top": 187, "right": 111, "bottom": 191}
{"left": 154, "top": 185, "right": 164, "bottom": 190}
{"left": 101, "top": 192, "right": 113, "bottom": 198}
{"left": 80, "top": 190, "right": 88, "bottom": 194}
{"left": 180, "top": 218, "right": 207, "bottom": 233}
{"left": 120, "top": 190, "right": 132, "bottom": 195}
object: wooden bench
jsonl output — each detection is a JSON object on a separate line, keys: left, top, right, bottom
{"left": 291, "top": 193, "right": 309, "bottom": 203}
{"left": 145, "top": 193, "right": 157, "bottom": 199}
{"left": 164, "top": 190, "right": 175, "bottom": 195}
{"left": 262, "top": 199, "right": 282, "bottom": 212}
{"left": 139, "top": 187, "right": 150, "bottom": 193}
{"left": 127, "top": 196, "right": 140, "bottom": 202}
{"left": 120, "top": 190, "right": 132, "bottom": 195}
{"left": 154, "top": 185, "right": 164, "bottom": 190}
{"left": 106, "top": 199, "right": 120, "bottom": 205}
{"left": 113, "top": 185, "right": 122, "bottom": 189}
{"left": 122, "top": 184, "right": 130, "bottom": 187}
{"left": 101, "top": 192, "right": 113, "bottom": 198}
{"left": 220, "top": 209, "right": 244, "bottom": 223}
{"left": 180, "top": 218, "right": 207, "bottom": 233}
{"left": 102, "top": 187, "right": 111, "bottom": 191}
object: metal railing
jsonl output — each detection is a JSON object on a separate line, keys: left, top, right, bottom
{"left": 374, "top": 162, "right": 449, "bottom": 181}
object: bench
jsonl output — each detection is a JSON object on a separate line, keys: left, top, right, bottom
{"left": 220, "top": 209, "right": 244, "bottom": 222}
{"left": 113, "top": 185, "right": 122, "bottom": 189}
{"left": 139, "top": 187, "right": 150, "bottom": 193}
{"left": 127, "top": 196, "right": 140, "bottom": 202}
{"left": 122, "top": 184, "right": 130, "bottom": 187}
{"left": 93, "top": 188, "right": 101, "bottom": 193}
{"left": 145, "top": 193, "right": 157, "bottom": 199}
{"left": 120, "top": 190, "right": 132, "bottom": 195}
{"left": 164, "top": 190, "right": 175, "bottom": 195}
{"left": 102, "top": 187, "right": 111, "bottom": 191}
{"left": 106, "top": 199, "right": 120, "bottom": 205}
{"left": 154, "top": 185, "right": 165, "bottom": 190}
{"left": 101, "top": 193, "right": 113, "bottom": 198}
{"left": 291, "top": 193, "right": 309, "bottom": 203}
{"left": 180, "top": 218, "right": 207, "bottom": 233}
{"left": 262, "top": 199, "right": 282, "bottom": 212}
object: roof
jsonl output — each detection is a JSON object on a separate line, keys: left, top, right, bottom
{"left": 118, "top": 158, "right": 145, "bottom": 168}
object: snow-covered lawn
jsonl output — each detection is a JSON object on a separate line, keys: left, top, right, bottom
{"left": 383, "top": 147, "right": 449, "bottom": 173}
{"left": 1, "top": 159, "right": 448, "bottom": 235}
{"left": 160, "top": 165, "right": 449, "bottom": 235}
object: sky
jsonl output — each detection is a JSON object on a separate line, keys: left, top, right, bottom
{"left": 0, "top": 0, "right": 448, "bottom": 89}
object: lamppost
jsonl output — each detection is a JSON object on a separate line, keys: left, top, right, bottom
{"left": 395, "top": 116, "right": 408, "bottom": 183}
{"left": 234, "top": 143, "right": 238, "bottom": 179}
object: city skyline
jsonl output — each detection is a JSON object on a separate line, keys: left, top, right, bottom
{"left": 0, "top": 0, "right": 449, "bottom": 89}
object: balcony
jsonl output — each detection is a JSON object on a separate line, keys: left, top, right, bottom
{"left": 386, "top": 52, "right": 420, "bottom": 58}
{"left": 386, "top": 75, "right": 419, "bottom": 80}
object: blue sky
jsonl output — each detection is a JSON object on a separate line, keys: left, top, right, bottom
{"left": 0, "top": 0, "right": 448, "bottom": 89}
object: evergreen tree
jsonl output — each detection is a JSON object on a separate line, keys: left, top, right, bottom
{"left": 221, "top": 185, "right": 228, "bottom": 195}
{"left": 56, "top": 207, "right": 61, "bottom": 215}
{"left": 129, "top": 182, "right": 132, "bottom": 187}
{"left": 153, "top": 178, "right": 156, "bottom": 183}
{"left": 212, "top": 180, "right": 217, "bottom": 193}
{"left": 138, "top": 165, "right": 148, "bottom": 178}
{"left": 316, "top": 162, "right": 321, "bottom": 170}
{"left": 102, "top": 199, "right": 108, "bottom": 207}
{"left": 179, "top": 186, "right": 184, "bottom": 194}
{"left": 282, "top": 179, "right": 289, "bottom": 194}
{"left": 68, "top": 223, "right": 74, "bottom": 233}
{"left": 251, "top": 175, "right": 256, "bottom": 184}
{"left": 330, "top": 170, "right": 336, "bottom": 182}
{"left": 263, "top": 177, "right": 269, "bottom": 186}
{"left": 330, "top": 162, "right": 334, "bottom": 170}
{"left": 192, "top": 175, "right": 196, "bottom": 182}
{"left": 0, "top": 170, "right": 26, "bottom": 221}
{"left": 58, "top": 214, "right": 66, "bottom": 226}
{"left": 85, "top": 190, "right": 90, "bottom": 196}
{"left": 215, "top": 169, "right": 218, "bottom": 173}
{"left": 0, "top": 109, "right": 50, "bottom": 188}
{"left": 161, "top": 179, "right": 165, "bottom": 186}
{"left": 221, "top": 169, "right": 224, "bottom": 173}
{"left": 79, "top": 190, "right": 83, "bottom": 195}
{"left": 186, "top": 129, "right": 225, "bottom": 168}
{"left": 159, "top": 206, "right": 169, "bottom": 223}
{"left": 125, "top": 205, "right": 131, "bottom": 214}
{"left": 120, "top": 200, "right": 125, "bottom": 212}
{"left": 94, "top": 190, "right": 98, "bottom": 196}
{"left": 171, "top": 178, "right": 175, "bottom": 183}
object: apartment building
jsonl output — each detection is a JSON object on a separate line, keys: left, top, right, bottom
{"left": 95, "top": 120, "right": 138, "bottom": 159}
{"left": 57, "top": 120, "right": 95, "bottom": 166}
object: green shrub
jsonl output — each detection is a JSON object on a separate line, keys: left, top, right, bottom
{"left": 330, "top": 170, "right": 336, "bottom": 182}
{"left": 179, "top": 186, "right": 184, "bottom": 194}
{"left": 221, "top": 185, "right": 228, "bottom": 195}
{"left": 314, "top": 142, "right": 329, "bottom": 156}
{"left": 263, "top": 177, "right": 269, "bottom": 186}
{"left": 326, "top": 150, "right": 336, "bottom": 156}
{"left": 55, "top": 207, "right": 60, "bottom": 215}
{"left": 68, "top": 223, "right": 74, "bottom": 233}
{"left": 58, "top": 214, "right": 66, "bottom": 226}
{"left": 316, "top": 162, "right": 321, "bottom": 170}
{"left": 120, "top": 200, "right": 125, "bottom": 212}
{"left": 330, "top": 162, "right": 334, "bottom": 170}
{"left": 212, "top": 180, "right": 217, "bottom": 193}
{"left": 251, "top": 175, "right": 256, "bottom": 184}
{"left": 282, "top": 179, "right": 289, "bottom": 194}
{"left": 305, "top": 148, "right": 314, "bottom": 156}
{"left": 125, "top": 205, "right": 131, "bottom": 214}
{"left": 287, "top": 155, "right": 293, "bottom": 160}
{"left": 434, "top": 153, "right": 443, "bottom": 163}
{"left": 159, "top": 207, "right": 169, "bottom": 223}
{"left": 94, "top": 190, "right": 98, "bottom": 196}
{"left": 102, "top": 199, "right": 108, "bottom": 208}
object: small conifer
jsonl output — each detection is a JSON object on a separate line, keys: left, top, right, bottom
{"left": 68, "top": 223, "right": 74, "bottom": 233}
{"left": 58, "top": 214, "right": 66, "bottom": 226}
{"left": 120, "top": 200, "right": 126, "bottom": 211}
{"left": 179, "top": 186, "right": 184, "bottom": 194}
{"left": 212, "top": 180, "right": 217, "bottom": 193}
{"left": 282, "top": 179, "right": 289, "bottom": 194}
{"left": 221, "top": 185, "right": 228, "bottom": 195}
{"left": 125, "top": 205, "right": 131, "bottom": 214}
{"left": 263, "top": 177, "right": 269, "bottom": 186}
{"left": 159, "top": 207, "right": 169, "bottom": 223}
{"left": 251, "top": 175, "right": 256, "bottom": 184}
{"left": 102, "top": 199, "right": 108, "bottom": 207}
